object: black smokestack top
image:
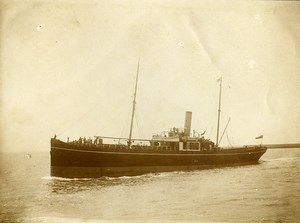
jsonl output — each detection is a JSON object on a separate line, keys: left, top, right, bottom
{"left": 184, "top": 111, "right": 192, "bottom": 137}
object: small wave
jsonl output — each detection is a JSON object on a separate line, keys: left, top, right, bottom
{"left": 265, "top": 166, "right": 281, "bottom": 170}
{"left": 41, "top": 176, "right": 92, "bottom": 181}
{"left": 155, "top": 172, "right": 177, "bottom": 177}
{"left": 116, "top": 176, "right": 137, "bottom": 179}
{"left": 149, "top": 171, "right": 188, "bottom": 178}
{"left": 23, "top": 217, "right": 127, "bottom": 223}
{"left": 103, "top": 171, "right": 173, "bottom": 180}
{"left": 104, "top": 174, "right": 145, "bottom": 180}
{"left": 262, "top": 157, "right": 299, "bottom": 162}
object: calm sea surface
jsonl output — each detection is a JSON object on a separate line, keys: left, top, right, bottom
{"left": 1, "top": 149, "right": 300, "bottom": 222}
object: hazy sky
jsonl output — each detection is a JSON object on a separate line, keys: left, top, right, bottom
{"left": 1, "top": 0, "right": 300, "bottom": 152}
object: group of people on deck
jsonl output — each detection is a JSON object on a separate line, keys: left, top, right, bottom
{"left": 60, "top": 136, "right": 103, "bottom": 145}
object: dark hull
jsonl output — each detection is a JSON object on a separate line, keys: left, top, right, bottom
{"left": 50, "top": 139, "right": 267, "bottom": 178}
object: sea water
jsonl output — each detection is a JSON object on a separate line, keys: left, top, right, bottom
{"left": 1, "top": 149, "right": 300, "bottom": 222}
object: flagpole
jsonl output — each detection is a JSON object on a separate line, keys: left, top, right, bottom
{"left": 216, "top": 77, "right": 222, "bottom": 147}
{"left": 255, "top": 135, "right": 264, "bottom": 147}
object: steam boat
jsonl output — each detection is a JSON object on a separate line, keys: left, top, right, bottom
{"left": 50, "top": 62, "right": 267, "bottom": 178}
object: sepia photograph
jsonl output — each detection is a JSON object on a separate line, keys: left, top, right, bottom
{"left": 1, "top": 0, "right": 300, "bottom": 222}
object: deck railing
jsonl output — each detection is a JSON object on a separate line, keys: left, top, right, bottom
{"left": 68, "top": 141, "right": 180, "bottom": 151}
{"left": 66, "top": 141, "right": 266, "bottom": 151}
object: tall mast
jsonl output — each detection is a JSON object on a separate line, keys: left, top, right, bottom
{"left": 216, "top": 77, "right": 222, "bottom": 147}
{"left": 128, "top": 60, "right": 140, "bottom": 147}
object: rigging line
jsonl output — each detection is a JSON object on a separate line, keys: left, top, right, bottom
{"left": 59, "top": 97, "right": 130, "bottom": 137}
{"left": 226, "top": 131, "right": 233, "bottom": 147}
{"left": 134, "top": 115, "right": 141, "bottom": 140}
{"left": 135, "top": 107, "right": 145, "bottom": 139}
{"left": 112, "top": 93, "right": 137, "bottom": 140}
{"left": 218, "top": 117, "right": 231, "bottom": 146}
{"left": 134, "top": 105, "right": 143, "bottom": 140}
{"left": 93, "top": 103, "right": 128, "bottom": 137}
{"left": 57, "top": 103, "right": 99, "bottom": 137}
{"left": 208, "top": 118, "right": 216, "bottom": 140}
{"left": 200, "top": 62, "right": 213, "bottom": 78}
{"left": 119, "top": 105, "right": 132, "bottom": 139}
